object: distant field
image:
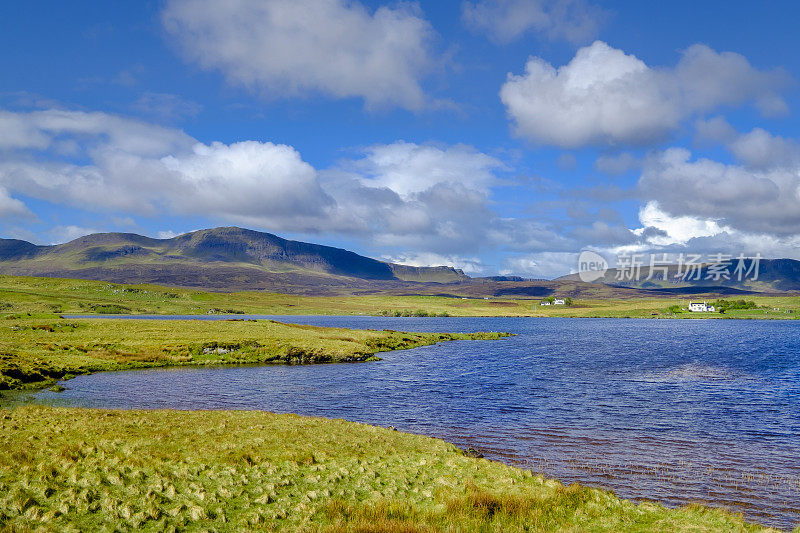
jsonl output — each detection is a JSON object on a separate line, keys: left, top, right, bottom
{"left": 0, "top": 275, "right": 797, "bottom": 320}
{"left": 0, "top": 406, "right": 772, "bottom": 532}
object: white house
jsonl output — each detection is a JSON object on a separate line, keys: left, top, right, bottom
{"left": 540, "top": 301, "right": 551, "bottom": 306}
{"left": 553, "top": 299, "right": 566, "bottom": 305}
{"left": 688, "top": 301, "right": 715, "bottom": 312}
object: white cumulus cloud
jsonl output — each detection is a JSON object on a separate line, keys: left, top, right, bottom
{"left": 348, "top": 142, "right": 506, "bottom": 197}
{"left": 501, "top": 41, "right": 791, "bottom": 148}
{"left": 162, "top": 0, "right": 439, "bottom": 110}
{"left": 162, "top": 140, "right": 332, "bottom": 221}
{"left": 0, "top": 108, "right": 335, "bottom": 231}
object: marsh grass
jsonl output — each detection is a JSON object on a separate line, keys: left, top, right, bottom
{"left": 0, "top": 406, "right": 777, "bottom": 532}
{"left": 0, "top": 318, "right": 509, "bottom": 391}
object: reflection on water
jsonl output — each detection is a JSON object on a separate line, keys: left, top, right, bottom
{"left": 39, "top": 316, "right": 800, "bottom": 530}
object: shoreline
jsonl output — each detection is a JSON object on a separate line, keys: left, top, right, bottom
{"left": 69, "top": 312, "right": 800, "bottom": 319}
{"left": 0, "top": 316, "right": 511, "bottom": 392}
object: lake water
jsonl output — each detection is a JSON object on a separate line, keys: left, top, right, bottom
{"left": 40, "top": 316, "right": 800, "bottom": 530}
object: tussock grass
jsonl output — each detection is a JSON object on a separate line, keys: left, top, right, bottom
{"left": 0, "top": 318, "right": 509, "bottom": 391}
{"left": 0, "top": 406, "right": 776, "bottom": 532}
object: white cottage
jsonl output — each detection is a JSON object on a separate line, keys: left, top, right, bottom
{"left": 688, "top": 301, "right": 715, "bottom": 312}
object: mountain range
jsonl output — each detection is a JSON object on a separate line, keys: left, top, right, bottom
{"left": 1, "top": 227, "right": 799, "bottom": 296}
{"left": 557, "top": 259, "right": 800, "bottom": 293}
{"left": 0, "top": 227, "right": 470, "bottom": 293}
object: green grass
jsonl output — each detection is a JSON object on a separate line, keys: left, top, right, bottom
{"left": 1, "top": 274, "right": 799, "bottom": 320}
{"left": 0, "top": 406, "right": 778, "bottom": 532}
{"left": 0, "top": 318, "right": 509, "bottom": 391}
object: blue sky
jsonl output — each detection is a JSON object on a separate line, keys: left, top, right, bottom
{"left": 1, "top": 0, "right": 800, "bottom": 278}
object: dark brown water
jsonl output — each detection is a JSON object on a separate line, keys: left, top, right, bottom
{"left": 40, "top": 316, "right": 800, "bottom": 530}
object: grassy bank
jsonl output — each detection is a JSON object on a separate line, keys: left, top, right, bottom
{"left": 0, "top": 317, "right": 509, "bottom": 391}
{"left": 0, "top": 406, "right": 774, "bottom": 532}
{"left": 2, "top": 274, "right": 800, "bottom": 320}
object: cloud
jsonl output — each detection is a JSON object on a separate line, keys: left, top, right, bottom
{"left": 633, "top": 201, "right": 727, "bottom": 246}
{"left": 162, "top": 141, "right": 333, "bottom": 224}
{"left": 0, "top": 107, "right": 527, "bottom": 257}
{"left": 501, "top": 41, "right": 791, "bottom": 148}
{"left": 695, "top": 117, "right": 800, "bottom": 169}
{"left": 384, "top": 252, "right": 486, "bottom": 275}
{"left": 0, "top": 110, "right": 52, "bottom": 150}
{"left": 0, "top": 108, "right": 195, "bottom": 155}
{"left": 315, "top": 141, "right": 518, "bottom": 254}
{"left": 488, "top": 218, "right": 575, "bottom": 253}
{"left": 346, "top": 142, "right": 506, "bottom": 197}
{"left": 0, "top": 186, "right": 33, "bottom": 219}
{"left": 693, "top": 115, "right": 737, "bottom": 146}
{"left": 112, "top": 65, "right": 145, "bottom": 87}
{"left": 630, "top": 123, "right": 800, "bottom": 260}
{"left": 0, "top": 108, "right": 335, "bottom": 232}
{"left": 157, "top": 230, "right": 179, "bottom": 239}
{"left": 627, "top": 220, "right": 800, "bottom": 264}
{"left": 728, "top": 128, "right": 800, "bottom": 169}
{"left": 462, "top": 0, "right": 607, "bottom": 45}
{"left": 594, "top": 152, "right": 639, "bottom": 175}
{"left": 161, "top": 0, "right": 439, "bottom": 110}
{"left": 110, "top": 216, "right": 137, "bottom": 228}
{"left": 637, "top": 147, "right": 800, "bottom": 236}
{"left": 570, "top": 220, "right": 636, "bottom": 245}
{"left": 500, "top": 252, "right": 578, "bottom": 279}
{"left": 48, "top": 225, "right": 99, "bottom": 244}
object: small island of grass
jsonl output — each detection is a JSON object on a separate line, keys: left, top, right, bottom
{"left": 0, "top": 317, "right": 511, "bottom": 391}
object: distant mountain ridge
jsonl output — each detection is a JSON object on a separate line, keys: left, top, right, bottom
{"left": 557, "top": 258, "right": 800, "bottom": 293}
{"left": 0, "top": 227, "right": 468, "bottom": 290}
